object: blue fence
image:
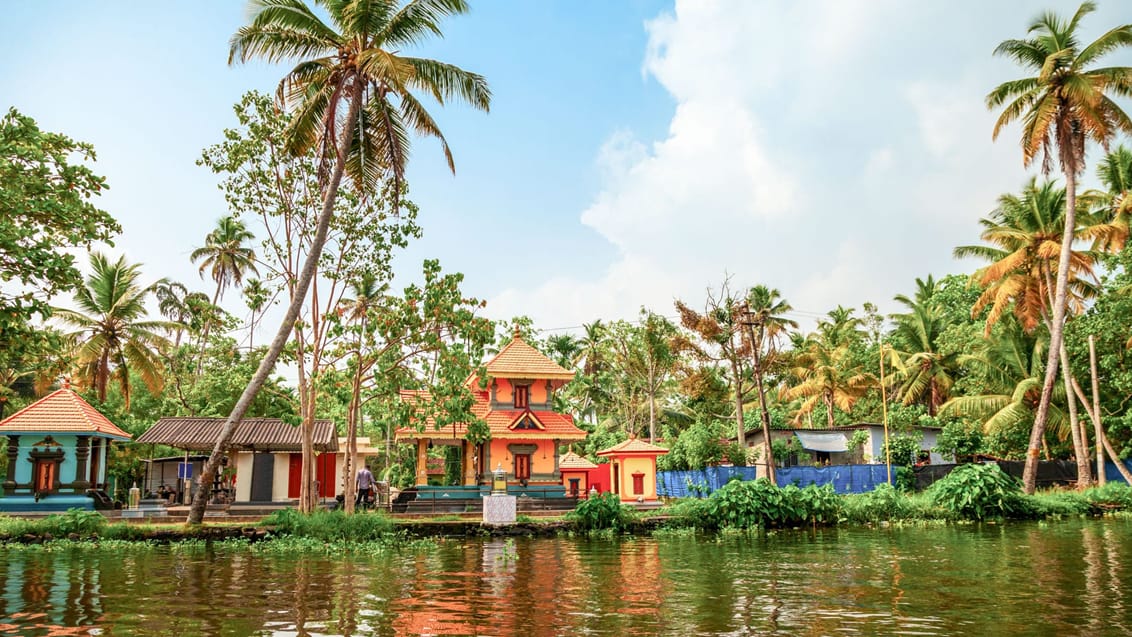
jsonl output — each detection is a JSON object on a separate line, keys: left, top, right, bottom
{"left": 657, "top": 464, "right": 896, "bottom": 498}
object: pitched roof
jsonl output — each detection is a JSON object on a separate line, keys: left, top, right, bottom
{"left": 559, "top": 451, "right": 598, "bottom": 470}
{"left": 396, "top": 389, "right": 587, "bottom": 441}
{"left": 137, "top": 417, "right": 338, "bottom": 452}
{"left": 485, "top": 335, "right": 574, "bottom": 380}
{"left": 0, "top": 389, "right": 131, "bottom": 440}
{"left": 596, "top": 438, "right": 669, "bottom": 457}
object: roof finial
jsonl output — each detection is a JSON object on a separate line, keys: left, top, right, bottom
{"left": 61, "top": 377, "right": 71, "bottom": 390}
{"left": 512, "top": 324, "right": 522, "bottom": 340}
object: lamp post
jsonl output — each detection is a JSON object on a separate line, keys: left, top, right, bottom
{"left": 879, "top": 342, "right": 892, "bottom": 484}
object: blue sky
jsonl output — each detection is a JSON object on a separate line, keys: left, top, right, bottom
{"left": 3, "top": 1, "right": 1130, "bottom": 336}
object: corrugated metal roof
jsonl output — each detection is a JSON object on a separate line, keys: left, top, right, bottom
{"left": 0, "top": 389, "right": 132, "bottom": 440}
{"left": 137, "top": 417, "right": 338, "bottom": 452}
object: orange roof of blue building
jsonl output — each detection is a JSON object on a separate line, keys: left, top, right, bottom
{"left": 0, "top": 389, "right": 131, "bottom": 440}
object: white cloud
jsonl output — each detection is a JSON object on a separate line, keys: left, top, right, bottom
{"left": 488, "top": 0, "right": 1043, "bottom": 332}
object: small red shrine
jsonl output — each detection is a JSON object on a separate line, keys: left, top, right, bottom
{"left": 597, "top": 437, "right": 669, "bottom": 503}
{"left": 397, "top": 330, "right": 587, "bottom": 489}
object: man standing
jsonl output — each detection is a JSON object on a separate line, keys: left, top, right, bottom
{"left": 356, "top": 464, "right": 375, "bottom": 509}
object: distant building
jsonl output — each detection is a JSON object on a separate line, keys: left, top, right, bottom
{"left": 745, "top": 423, "right": 948, "bottom": 475}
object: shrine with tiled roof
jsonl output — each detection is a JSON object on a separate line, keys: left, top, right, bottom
{"left": 397, "top": 329, "right": 587, "bottom": 490}
{"left": 0, "top": 387, "right": 131, "bottom": 511}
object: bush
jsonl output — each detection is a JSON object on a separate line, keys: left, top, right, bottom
{"left": 264, "top": 508, "right": 394, "bottom": 542}
{"left": 1083, "top": 482, "right": 1132, "bottom": 511}
{"left": 42, "top": 509, "right": 107, "bottom": 536}
{"left": 695, "top": 479, "right": 841, "bottom": 529}
{"left": 929, "top": 463, "right": 1027, "bottom": 520}
{"left": 567, "top": 492, "right": 638, "bottom": 532}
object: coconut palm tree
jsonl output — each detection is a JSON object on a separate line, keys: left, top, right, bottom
{"left": 742, "top": 285, "right": 797, "bottom": 482}
{"left": 1091, "top": 146, "right": 1132, "bottom": 253}
{"left": 546, "top": 333, "right": 582, "bottom": 370}
{"left": 153, "top": 280, "right": 193, "bottom": 348}
{"left": 189, "top": 0, "right": 491, "bottom": 524}
{"left": 190, "top": 216, "right": 258, "bottom": 371}
{"left": 986, "top": 1, "right": 1132, "bottom": 492}
{"left": 941, "top": 318, "right": 1068, "bottom": 450}
{"left": 242, "top": 278, "right": 270, "bottom": 349}
{"left": 781, "top": 332, "right": 871, "bottom": 430}
{"left": 888, "top": 276, "right": 960, "bottom": 416}
{"left": 52, "top": 253, "right": 173, "bottom": 407}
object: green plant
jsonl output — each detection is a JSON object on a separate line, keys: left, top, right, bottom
{"left": 1084, "top": 482, "right": 1132, "bottom": 511}
{"left": 43, "top": 508, "right": 107, "bottom": 536}
{"left": 929, "top": 463, "right": 1027, "bottom": 520}
{"left": 567, "top": 492, "right": 637, "bottom": 532}
{"left": 264, "top": 508, "right": 394, "bottom": 542}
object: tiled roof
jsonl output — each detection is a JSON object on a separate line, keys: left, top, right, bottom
{"left": 485, "top": 336, "right": 574, "bottom": 380}
{"left": 0, "top": 389, "right": 131, "bottom": 440}
{"left": 596, "top": 438, "right": 669, "bottom": 457}
{"left": 137, "top": 417, "right": 338, "bottom": 452}
{"left": 559, "top": 451, "right": 598, "bottom": 470}
{"left": 396, "top": 389, "right": 586, "bottom": 441}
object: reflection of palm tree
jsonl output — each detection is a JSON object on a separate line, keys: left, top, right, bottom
{"left": 191, "top": 216, "right": 258, "bottom": 367}
{"left": 52, "top": 253, "right": 172, "bottom": 407}
{"left": 889, "top": 276, "right": 959, "bottom": 416}
{"left": 987, "top": 2, "right": 1132, "bottom": 492}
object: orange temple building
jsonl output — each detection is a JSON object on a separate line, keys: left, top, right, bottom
{"left": 396, "top": 331, "right": 587, "bottom": 494}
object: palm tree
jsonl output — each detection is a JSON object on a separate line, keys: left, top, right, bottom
{"left": 781, "top": 332, "right": 871, "bottom": 430}
{"left": 1091, "top": 146, "right": 1132, "bottom": 253}
{"left": 52, "top": 253, "right": 173, "bottom": 408}
{"left": 153, "top": 280, "right": 193, "bottom": 347}
{"left": 954, "top": 179, "right": 1112, "bottom": 485}
{"left": 190, "top": 216, "right": 258, "bottom": 371}
{"left": 189, "top": 0, "right": 490, "bottom": 525}
{"left": 545, "top": 333, "right": 582, "bottom": 370}
{"left": 986, "top": 1, "right": 1132, "bottom": 493}
{"left": 242, "top": 278, "right": 270, "bottom": 349}
{"left": 941, "top": 318, "right": 1068, "bottom": 451}
{"left": 338, "top": 272, "right": 382, "bottom": 514}
{"left": 742, "top": 286, "right": 797, "bottom": 482}
{"left": 889, "top": 276, "right": 960, "bottom": 416}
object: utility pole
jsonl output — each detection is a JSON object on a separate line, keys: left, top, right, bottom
{"left": 741, "top": 302, "right": 776, "bottom": 485}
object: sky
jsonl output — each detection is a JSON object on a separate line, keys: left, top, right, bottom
{"left": 3, "top": 0, "right": 1130, "bottom": 338}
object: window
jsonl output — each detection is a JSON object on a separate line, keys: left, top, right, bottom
{"left": 514, "top": 384, "right": 530, "bottom": 409}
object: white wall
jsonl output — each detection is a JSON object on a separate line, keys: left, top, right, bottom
{"left": 234, "top": 452, "right": 253, "bottom": 502}
{"left": 272, "top": 453, "right": 291, "bottom": 501}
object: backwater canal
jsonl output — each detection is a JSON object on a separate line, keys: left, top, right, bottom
{"left": 1, "top": 518, "right": 1130, "bottom": 636}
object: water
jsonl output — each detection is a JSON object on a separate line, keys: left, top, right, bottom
{"left": 1, "top": 518, "right": 1131, "bottom": 636}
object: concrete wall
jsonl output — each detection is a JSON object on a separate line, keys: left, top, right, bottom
{"left": 234, "top": 451, "right": 253, "bottom": 502}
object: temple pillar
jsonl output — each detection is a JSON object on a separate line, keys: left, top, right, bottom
{"left": 462, "top": 440, "right": 477, "bottom": 486}
{"left": 73, "top": 436, "right": 91, "bottom": 492}
{"left": 415, "top": 439, "right": 429, "bottom": 486}
{"left": 3, "top": 435, "right": 18, "bottom": 495}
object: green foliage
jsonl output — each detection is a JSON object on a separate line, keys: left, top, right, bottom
{"left": 880, "top": 432, "right": 923, "bottom": 466}
{"left": 840, "top": 484, "right": 941, "bottom": 524}
{"left": 0, "top": 108, "right": 120, "bottom": 363}
{"left": 567, "top": 492, "right": 638, "bottom": 532}
{"left": 264, "top": 508, "right": 394, "bottom": 542}
{"left": 933, "top": 419, "right": 984, "bottom": 462}
{"left": 658, "top": 417, "right": 726, "bottom": 470}
{"left": 847, "top": 429, "right": 870, "bottom": 459}
{"left": 929, "top": 463, "right": 1027, "bottom": 520}
{"left": 693, "top": 479, "right": 841, "bottom": 529}
{"left": 1084, "top": 482, "right": 1132, "bottom": 510}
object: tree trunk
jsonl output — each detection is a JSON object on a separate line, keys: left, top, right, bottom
{"left": 747, "top": 323, "right": 776, "bottom": 484}
{"left": 196, "top": 285, "right": 222, "bottom": 376}
{"left": 1023, "top": 167, "right": 1077, "bottom": 494}
{"left": 1070, "top": 373, "right": 1132, "bottom": 485}
{"left": 1060, "top": 341, "right": 1092, "bottom": 489}
{"left": 1089, "top": 335, "right": 1105, "bottom": 487}
{"left": 187, "top": 81, "right": 364, "bottom": 525}
{"left": 729, "top": 358, "right": 745, "bottom": 448}
{"left": 341, "top": 312, "right": 366, "bottom": 514}
{"left": 824, "top": 392, "right": 834, "bottom": 429}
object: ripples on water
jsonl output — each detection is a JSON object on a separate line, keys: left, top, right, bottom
{"left": 1, "top": 518, "right": 1130, "bottom": 636}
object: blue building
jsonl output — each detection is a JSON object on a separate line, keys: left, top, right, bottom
{"left": 0, "top": 388, "right": 131, "bottom": 512}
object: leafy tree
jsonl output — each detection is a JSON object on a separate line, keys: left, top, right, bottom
{"left": 52, "top": 253, "right": 172, "bottom": 407}
{"left": 607, "top": 311, "right": 679, "bottom": 443}
{"left": 0, "top": 108, "right": 119, "bottom": 373}
{"left": 986, "top": 1, "right": 1132, "bottom": 493}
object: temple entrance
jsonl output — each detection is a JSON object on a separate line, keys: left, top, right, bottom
{"left": 514, "top": 454, "right": 531, "bottom": 483}
{"left": 33, "top": 459, "right": 56, "bottom": 493}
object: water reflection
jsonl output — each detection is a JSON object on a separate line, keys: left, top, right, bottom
{"left": 0, "top": 519, "right": 1130, "bottom": 635}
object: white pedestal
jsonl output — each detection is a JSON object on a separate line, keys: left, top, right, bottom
{"left": 483, "top": 494, "right": 516, "bottom": 525}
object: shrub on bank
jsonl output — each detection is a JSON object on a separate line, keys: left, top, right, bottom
{"left": 841, "top": 484, "right": 941, "bottom": 523}
{"left": 669, "top": 479, "right": 841, "bottom": 530}
{"left": 567, "top": 492, "right": 638, "bottom": 532}
{"left": 928, "top": 463, "right": 1028, "bottom": 520}
{"left": 264, "top": 508, "right": 394, "bottom": 542}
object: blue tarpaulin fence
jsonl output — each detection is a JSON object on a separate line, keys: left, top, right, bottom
{"left": 657, "top": 464, "right": 895, "bottom": 498}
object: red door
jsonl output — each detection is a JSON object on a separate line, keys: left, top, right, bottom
{"left": 288, "top": 454, "right": 301, "bottom": 498}
{"left": 316, "top": 453, "right": 337, "bottom": 498}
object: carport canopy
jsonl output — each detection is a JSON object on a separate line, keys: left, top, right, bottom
{"left": 794, "top": 431, "right": 849, "bottom": 453}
